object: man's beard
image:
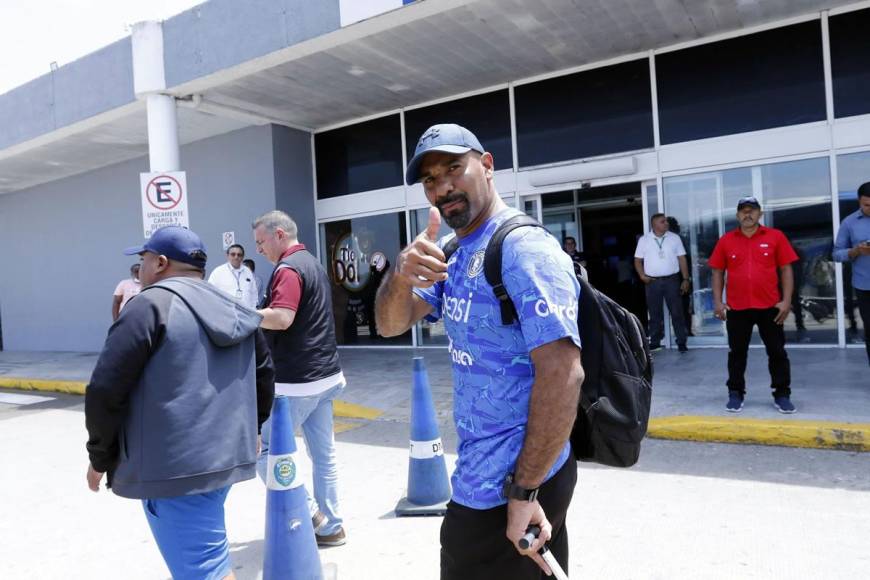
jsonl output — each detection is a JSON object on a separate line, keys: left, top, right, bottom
{"left": 437, "top": 193, "right": 471, "bottom": 229}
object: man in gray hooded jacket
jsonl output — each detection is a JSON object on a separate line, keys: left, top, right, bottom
{"left": 85, "top": 226, "right": 275, "bottom": 580}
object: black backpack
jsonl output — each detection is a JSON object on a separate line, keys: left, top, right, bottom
{"left": 445, "top": 214, "right": 652, "bottom": 468}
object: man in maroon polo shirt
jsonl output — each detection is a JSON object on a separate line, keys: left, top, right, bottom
{"left": 710, "top": 196, "right": 799, "bottom": 414}
{"left": 252, "top": 210, "right": 347, "bottom": 546}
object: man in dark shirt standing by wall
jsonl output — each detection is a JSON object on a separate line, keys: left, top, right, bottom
{"left": 710, "top": 197, "right": 799, "bottom": 414}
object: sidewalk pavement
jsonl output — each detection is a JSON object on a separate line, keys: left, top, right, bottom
{"left": 1, "top": 346, "right": 868, "bottom": 451}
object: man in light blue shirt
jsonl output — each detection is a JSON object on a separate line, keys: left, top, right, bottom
{"left": 375, "top": 124, "right": 583, "bottom": 579}
{"left": 833, "top": 182, "right": 870, "bottom": 365}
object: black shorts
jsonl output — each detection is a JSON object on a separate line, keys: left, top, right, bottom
{"left": 440, "top": 458, "right": 578, "bottom": 580}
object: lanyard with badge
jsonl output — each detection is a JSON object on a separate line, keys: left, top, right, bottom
{"left": 654, "top": 235, "right": 666, "bottom": 259}
{"left": 228, "top": 264, "right": 243, "bottom": 300}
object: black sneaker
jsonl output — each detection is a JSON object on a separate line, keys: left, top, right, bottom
{"left": 678, "top": 344, "right": 688, "bottom": 353}
{"left": 726, "top": 392, "right": 744, "bottom": 413}
{"left": 649, "top": 343, "right": 663, "bottom": 352}
{"left": 773, "top": 396, "right": 796, "bottom": 414}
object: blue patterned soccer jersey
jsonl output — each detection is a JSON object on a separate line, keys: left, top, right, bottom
{"left": 414, "top": 209, "right": 582, "bottom": 509}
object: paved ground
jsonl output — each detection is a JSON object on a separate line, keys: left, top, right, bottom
{"left": 2, "top": 389, "right": 869, "bottom": 579}
{"left": 3, "top": 346, "right": 868, "bottom": 449}
{"left": 1, "top": 346, "right": 869, "bottom": 577}
{"left": 2, "top": 346, "right": 868, "bottom": 419}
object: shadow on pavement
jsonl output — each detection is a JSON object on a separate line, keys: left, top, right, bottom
{"left": 229, "top": 538, "right": 264, "bottom": 580}
{"left": 588, "top": 438, "right": 870, "bottom": 492}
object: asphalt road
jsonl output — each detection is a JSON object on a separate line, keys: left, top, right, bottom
{"left": 2, "top": 389, "right": 869, "bottom": 579}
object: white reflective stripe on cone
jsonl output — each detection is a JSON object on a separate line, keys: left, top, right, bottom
{"left": 266, "top": 453, "right": 305, "bottom": 490}
{"left": 409, "top": 438, "right": 444, "bottom": 459}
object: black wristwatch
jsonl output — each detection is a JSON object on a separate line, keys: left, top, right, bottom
{"left": 503, "top": 473, "right": 539, "bottom": 502}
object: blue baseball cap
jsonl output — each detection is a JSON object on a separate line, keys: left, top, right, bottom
{"left": 405, "top": 123, "right": 485, "bottom": 185}
{"left": 123, "top": 226, "right": 208, "bottom": 268}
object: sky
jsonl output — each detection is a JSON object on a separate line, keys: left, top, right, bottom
{"left": 0, "top": 0, "right": 204, "bottom": 95}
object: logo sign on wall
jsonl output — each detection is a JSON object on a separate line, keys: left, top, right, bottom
{"left": 139, "top": 171, "right": 189, "bottom": 238}
{"left": 332, "top": 233, "right": 374, "bottom": 292}
{"left": 222, "top": 231, "right": 235, "bottom": 251}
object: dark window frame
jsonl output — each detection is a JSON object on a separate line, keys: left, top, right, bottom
{"left": 830, "top": 7, "right": 870, "bottom": 119}
{"left": 404, "top": 89, "right": 513, "bottom": 173}
{"left": 315, "top": 114, "right": 404, "bottom": 199}
{"left": 656, "top": 21, "right": 827, "bottom": 144}
{"left": 514, "top": 58, "right": 655, "bottom": 168}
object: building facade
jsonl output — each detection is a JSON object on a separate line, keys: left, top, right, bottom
{"left": 1, "top": 0, "right": 869, "bottom": 352}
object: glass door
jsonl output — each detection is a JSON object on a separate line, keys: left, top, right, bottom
{"left": 663, "top": 173, "right": 729, "bottom": 345}
{"left": 521, "top": 194, "right": 542, "bottom": 221}
{"left": 541, "top": 190, "right": 580, "bottom": 251}
{"left": 665, "top": 157, "right": 836, "bottom": 346}
{"left": 642, "top": 181, "right": 659, "bottom": 234}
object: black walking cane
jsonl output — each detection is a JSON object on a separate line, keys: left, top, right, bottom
{"left": 520, "top": 525, "right": 570, "bottom": 580}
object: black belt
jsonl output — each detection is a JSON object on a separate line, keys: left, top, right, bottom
{"left": 647, "top": 273, "right": 681, "bottom": 280}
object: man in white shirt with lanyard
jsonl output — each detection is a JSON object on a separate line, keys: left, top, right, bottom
{"left": 207, "top": 244, "right": 259, "bottom": 309}
{"left": 634, "top": 213, "right": 690, "bottom": 352}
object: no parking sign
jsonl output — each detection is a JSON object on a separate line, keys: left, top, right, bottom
{"left": 139, "top": 171, "right": 189, "bottom": 238}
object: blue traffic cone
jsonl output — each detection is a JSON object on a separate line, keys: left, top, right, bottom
{"left": 395, "top": 357, "right": 452, "bottom": 516}
{"left": 263, "top": 396, "right": 323, "bottom": 580}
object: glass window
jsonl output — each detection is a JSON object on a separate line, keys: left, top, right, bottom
{"left": 542, "top": 190, "right": 580, "bottom": 251}
{"left": 410, "top": 207, "right": 454, "bottom": 346}
{"left": 830, "top": 8, "right": 870, "bottom": 119}
{"left": 761, "top": 158, "right": 835, "bottom": 344}
{"left": 523, "top": 197, "right": 540, "bottom": 220}
{"left": 656, "top": 22, "right": 826, "bottom": 144}
{"left": 404, "top": 90, "right": 513, "bottom": 172}
{"left": 664, "top": 157, "right": 835, "bottom": 346}
{"left": 644, "top": 184, "right": 658, "bottom": 233}
{"left": 315, "top": 115, "right": 403, "bottom": 198}
{"left": 320, "top": 212, "right": 410, "bottom": 345}
{"left": 836, "top": 151, "right": 870, "bottom": 344}
{"left": 515, "top": 59, "right": 654, "bottom": 167}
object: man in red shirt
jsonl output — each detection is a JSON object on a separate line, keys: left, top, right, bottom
{"left": 710, "top": 196, "right": 799, "bottom": 414}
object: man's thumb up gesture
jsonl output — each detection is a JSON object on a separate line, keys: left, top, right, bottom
{"left": 424, "top": 206, "right": 442, "bottom": 242}
{"left": 396, "top": 207, "right": 448, "bottom": 288}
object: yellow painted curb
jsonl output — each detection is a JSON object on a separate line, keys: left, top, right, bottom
{"left": 333, "top": 400, "right": 382, "bottom": 420}
{"left": 649, "top": 415, "right": 870, "bottom": 452}
{"left": 0, "top": 377, "right": 383, "bottom": 422}
{"left": 333, "top": 419, "right": 361, "bottom": 434}
{"left": 0, "top": 377, "right": 86, "bottom": 395}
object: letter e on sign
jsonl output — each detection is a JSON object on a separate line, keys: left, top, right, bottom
{"left": 139, "top": 171, "right": 190, "bottom": 238}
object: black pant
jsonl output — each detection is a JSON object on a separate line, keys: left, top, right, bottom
{"left": 645, "top": 275, "right": 688, "bottom": 347}
{"left": 857, "top": 289, "right": 870, "bottom": 365}
{"left": 440, "top": 457, "right": 577, "bottom": 580}
{"left": 726, "top": 308, "right": 791, "bottom": 397}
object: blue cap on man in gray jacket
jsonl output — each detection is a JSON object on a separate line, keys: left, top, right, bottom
{"left": 123, "top": 226, "right": 208, "bottom": 269}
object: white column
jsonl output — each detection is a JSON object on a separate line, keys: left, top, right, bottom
{"left": 131, "top": 21, "right": 180, "bottom": 172}
{"left": 146, "top": 94, "right": 180, "bottom": 172}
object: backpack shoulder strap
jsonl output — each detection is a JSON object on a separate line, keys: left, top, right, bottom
{"left": 483, "top": 213, "right": 547, "bottom": 325}
{"left": 441, "top": 234, "right": 459, "bottom": 260}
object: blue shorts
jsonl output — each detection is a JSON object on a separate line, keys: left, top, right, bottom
{"left": 143, "top": 486, "right": 233, "bottom": 580}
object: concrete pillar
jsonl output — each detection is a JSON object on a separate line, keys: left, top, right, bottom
{"left": 131, "top": 21, "right": 180, "bottom": 172}
{"left": 146, "top": 94, "right": 180, "bottom": 172}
